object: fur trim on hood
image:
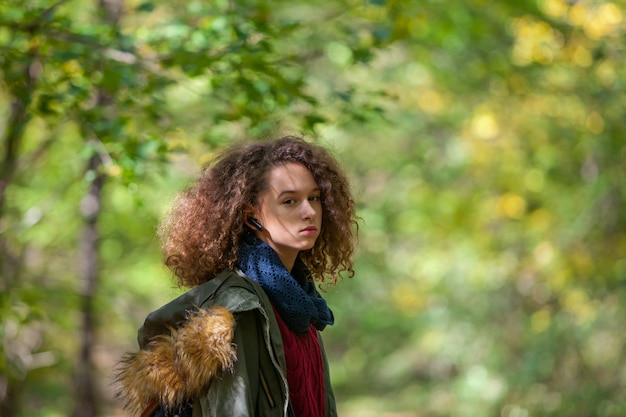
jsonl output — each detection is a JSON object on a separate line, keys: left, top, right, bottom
{"left": 114, "top": 306, "right": 236, "bottom": 416}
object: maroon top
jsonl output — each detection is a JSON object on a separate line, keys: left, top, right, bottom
{"left": 273, "top": 306, "right": 326, "bottom": 417}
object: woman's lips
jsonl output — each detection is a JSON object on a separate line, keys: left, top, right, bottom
{"left": 300, "top": 226, "right": 318, "bottom": 235}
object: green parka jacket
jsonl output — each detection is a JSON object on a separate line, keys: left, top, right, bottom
{"left": 115, "top": 269, "right": 338, "bottom": 417}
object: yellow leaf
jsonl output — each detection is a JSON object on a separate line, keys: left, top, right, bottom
{"left": 531, "top": 309, "right": 551, "bottom": 333}
{"left": 497, "top": 193, "right": 527, "bottom": 219}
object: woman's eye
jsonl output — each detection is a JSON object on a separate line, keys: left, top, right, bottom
{"left": 309, "top": 195, "right": 321, "bottom": 202}
{"left": 283, "top": 199, "right": 295, "bottom": 205}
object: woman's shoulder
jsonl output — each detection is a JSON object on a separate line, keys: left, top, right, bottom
{"left": 210, "top": 269, "right": 272, "bottom": 313}
{"left": 138, "top": 269, "right": 271, "bottom": 347}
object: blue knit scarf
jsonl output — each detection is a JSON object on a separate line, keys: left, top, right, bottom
{"left": 237, "top": 235, "right": 334, "bottom": 335}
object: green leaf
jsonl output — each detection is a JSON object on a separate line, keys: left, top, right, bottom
{"left": 135, "top": 2, "right": 155, "bottom": 12}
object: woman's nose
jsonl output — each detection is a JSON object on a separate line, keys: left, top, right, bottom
{"left": 301, "top": 200, "right": 316, "bottom": 219}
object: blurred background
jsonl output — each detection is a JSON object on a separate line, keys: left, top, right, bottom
{"left": 1, "top": 0, "right": 625, "bottom": 416}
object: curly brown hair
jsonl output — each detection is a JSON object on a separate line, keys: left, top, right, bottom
{"left": 159, "top": 136, "right": 358, "bottom": 288}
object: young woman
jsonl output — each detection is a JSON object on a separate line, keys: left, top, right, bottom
{"left": 115, "top": 136, "right": 358, "bottom": 417}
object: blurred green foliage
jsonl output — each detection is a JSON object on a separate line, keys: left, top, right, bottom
{"left": 1, "top": 0, "right": 625, "bottom": 416}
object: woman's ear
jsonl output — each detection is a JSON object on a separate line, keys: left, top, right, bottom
{"left": 246, "top": 216, "right": 264, "bottom": 231}
{"left": 244, "top": 205, "right": 264, "bottom": 231}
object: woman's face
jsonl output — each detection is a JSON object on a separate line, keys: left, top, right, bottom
{"left": 252, "top": 162, "right": 323, "bottom": 270}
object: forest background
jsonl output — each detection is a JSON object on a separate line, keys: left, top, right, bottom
{"left": 1, "top": 0, "right": 625, "bottom": 416}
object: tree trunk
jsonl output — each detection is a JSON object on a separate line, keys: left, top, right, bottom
{"left": 0, "top": 37, "right": 41, "bottom": 417}
{"left": 0, "top": 54, "right": 39, "bottom": 218}
{"left": 71, "top": 1, "right": 123, "bottom": 416}
{"left": 72, "top": 152, "right": 106, "bottom": 417}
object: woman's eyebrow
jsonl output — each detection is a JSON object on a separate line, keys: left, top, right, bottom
{"left": 277, "top": 187, "right": 320, "bottom": 197}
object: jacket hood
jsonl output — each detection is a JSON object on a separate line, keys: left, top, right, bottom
{"left": 114, "top": 306, "right": 236, "bottom": 416}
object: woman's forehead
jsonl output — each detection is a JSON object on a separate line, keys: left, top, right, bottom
{"left": 265, "top": 163, "right": 318, "bottom": 194}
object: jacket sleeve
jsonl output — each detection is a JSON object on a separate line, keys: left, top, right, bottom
{"left": 198, "top": 310, "right": 261, "bottom": 417}
{"left": 114, "top": 307, "right": 236, "bottom": 417}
